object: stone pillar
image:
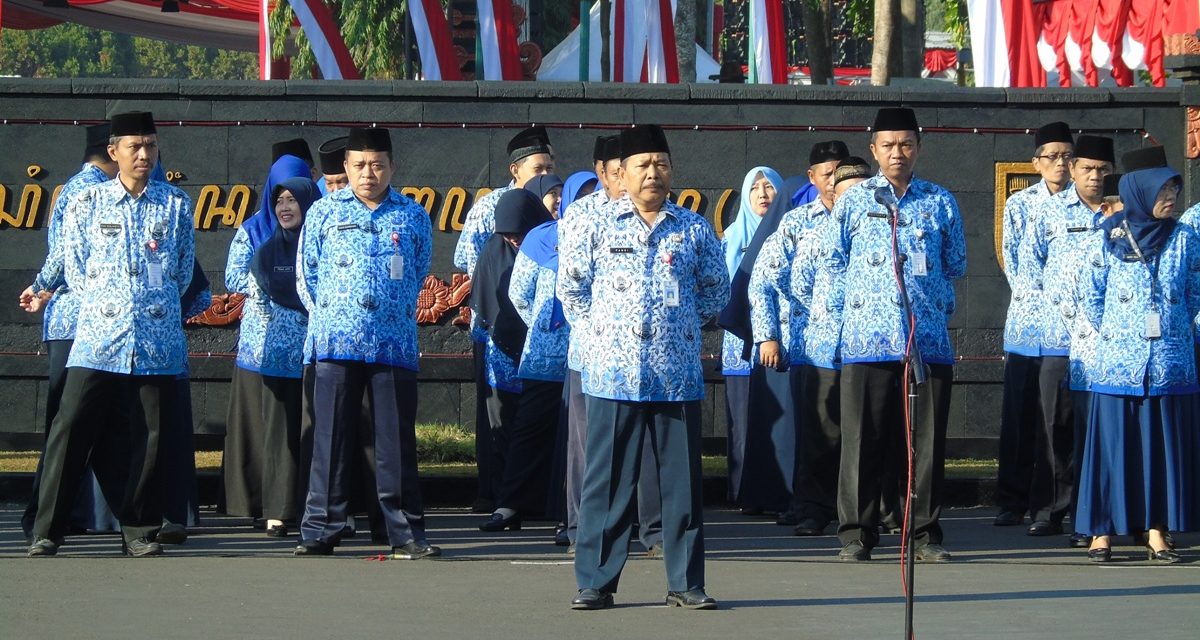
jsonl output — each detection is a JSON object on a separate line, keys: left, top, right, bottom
{"left": 1166, "top": 32, "right": 1200, "bottom": 204}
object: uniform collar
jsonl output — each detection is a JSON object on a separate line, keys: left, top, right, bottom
{"left": 331, "top": 185, "right": 400, "bottom": 206}
{"left": 866, "top": 171, "right": 927, "bottom": 201}
{"left": 108, "top": 176, "right": 167, "bottom": 205}
{"left": 613, "top": 195, "right": 683, "bottom": 222}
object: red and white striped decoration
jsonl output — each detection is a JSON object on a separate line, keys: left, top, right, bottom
{"left": 476, "top": 0, "right": 523, "bottom": 80}
{"left": 612, "top": 0, "right": 680, "bottom": 83}
{"left": 748, "top": 0, "right": 786, "bottom": 83}
{"left": 410, "top": 0, "right": 462, "bottom": 80}
{"left": 259, "top": 1, "right": 360, "bottom": 80}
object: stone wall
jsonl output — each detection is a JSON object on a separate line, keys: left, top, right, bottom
{"left": 0, "top": 78, "right": 1187, "bottom": 454}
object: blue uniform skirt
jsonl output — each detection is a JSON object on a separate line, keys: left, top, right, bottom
{"left": 738, "top": 366, "right": 801, "bottom": 513}
{"left": 1075, "top": 391, "right": 1200, "bottom": 535}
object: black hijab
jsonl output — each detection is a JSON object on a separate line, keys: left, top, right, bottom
{"left": 250, "top": 176, "right": 320, "bottom": 312}
{"left": 718, "top": 175, "right": 810, "bottom": 360}
{"left": 471, "top": 189, "right": 551, "bottom": 361}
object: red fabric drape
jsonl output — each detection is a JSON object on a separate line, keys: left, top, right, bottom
{"left": 765, "top": 0, "right": 787, "bottom": 83}
{"left": 1003, "top": 0, "right": 1047, "bottom": 87}
{"left": 1, "top": 3, "right": 64, "bottom": 30}
{"left": 1067, "top": 0, "right": 1099, "bottom": 86}
{"left": 1128, "top": 0, "right": 1167, "bottom": 86}
{"left": 1094, "top": 0, "right": 1133, "bottom": 86}
{"left": 923, "top": 49, "right": 957, "bottom": 74}
{"left": 1034, "top": 0, "right": 1074, "bottom": 87}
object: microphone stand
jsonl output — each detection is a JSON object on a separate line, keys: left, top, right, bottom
{"left": 878, "top": 187, "right": 928, "bottom": 640}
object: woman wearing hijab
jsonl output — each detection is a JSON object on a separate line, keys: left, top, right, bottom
{"left": 720, "top": 166, "right": 785, "bottom": 514}
{"left": 1076, "top": 167, "right": 1200, "bottom": 563}
{"left": 473, "top": 189, "right": 553, "bottom": 531}
{"left": 526, "top": 174, "right": 566, "bottom": 219}
{"left": 222, "top": 155, "right": 312, "bottom": 527}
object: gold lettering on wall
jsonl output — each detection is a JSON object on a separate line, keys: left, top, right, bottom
{"left": 440, "top": 187, "right": 470, "bottom": 232}
{"left": 0, "top": 184, "right": 47, "bottom": 229}
{"left": 194, "top": 185, "right": 255, "bottom": 231}
{"left": 675, "top": 189, "right": 704, "bottom": 213}
{"left": 713, "top": 188, "right": 736, "bottom": 237}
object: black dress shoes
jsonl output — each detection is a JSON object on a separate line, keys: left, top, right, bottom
{"left": 571, "top": 589, "right": 614, "bottom": 610}
{"left": 1069, "top": 532, "right": 1092, "bottom": 548}
{"left": 27, "top": 537, "right": 61, "bottom": 557}
{"left": 554, "top": 523, "right": 570, "bottom": 547}
{"left": 155, "top": 523, "right": 188, "bottom": 545}
{"left": 775, "top": 511, "right": 800, "bottom": 526}
{"left": 479, "top": 511, "right": 522, "bottom": 532}
{"left": 266, "top": 524, "right": 288, "bottom": 538}
{"left": 993, "top": 510, "right": 1023, "bottom": 527}
{"left": 1146, "top": 546, "right": 1183, "bottom": 564}
{"left": 1087, "top": 547, "right": 1111, "bottom": 563}
{"left": 915, "top": 543, "right": 952, "bottom": 562}
{"left": 392, "top": 541, "right": 442, "bottom": 560}
{"left": 666, "top": 589, "right": 718, "bottom": 610}
{"left": 294, "top": 539, "right": 335, "bottom": 556}
{"left": 838, "top": 540, "right": 871, "bottom": 561}
{"left": 1027, "top": 521, "right": 1063, "bottom": 537}
{"left": 123, "top": 537, "right": 164, "bottom": 557}
{"left": 793, "top": 517, "right": 827, "bottom": 537}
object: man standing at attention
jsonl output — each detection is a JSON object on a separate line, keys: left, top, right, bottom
{"left": 558, "top": 125, "right": 728, "bottom": 610}
{"left": 829, "top": 108, "right": 966, "bottom": 563}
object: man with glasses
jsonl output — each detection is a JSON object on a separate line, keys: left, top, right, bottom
{"left": 1018, "top": 135, "right": 1114, "bottom": 541}
{"left": 994, "top": 123, "right": 1074, "bottom": 530}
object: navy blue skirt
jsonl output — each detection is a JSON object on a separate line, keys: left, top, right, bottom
{"left": 738, "top": 366, "right": 801, "bottom": 513}
{"left": 1076, "top": 392, "right": 1200, "bottom": 535}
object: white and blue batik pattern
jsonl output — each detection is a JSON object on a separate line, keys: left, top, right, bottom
{"left": 297, "top": 187, "right": 432, "bottom": 371}
{"left": 827, "top": 174, "right": 966, "bottom": 365}
{"left": 226, "top": 226, "right": 306, "bottom": 378}
{"left": 1020, "top": 187, "right": 1103, "bottom": 357}
{"left": 1078, "top": 226, "right": 1200, "bottom": 396}
{"left": 454, "top": 183, "right": 515, "bottom": 343}
{"left": 32, "top": 165, "right": 111, "bottom": 342}
{"left": 1061, "top": 231, "right": 1106, "bottom": 391}
{"left": 510, "top": 245, "right": 568, "bottom": 382}
{"left": 559, "top": 189, "right": 610, "bottom": 372}
{"left": 1181, "top": 202, "right": 1200, "bottom": 342}
{"left": 62, "top": 178, "right": 194, "bottom": 375}
{"left": 723, "top": 230, "right": 758, "bottom": 375}
{"left": 1002, "top": 180, "right": 1063, "bottom": 355}
{"left": 557, "top": 197, "right": 729, "bottom": 402}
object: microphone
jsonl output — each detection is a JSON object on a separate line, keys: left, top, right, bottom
{"left": 873, "top": 186, "right": 898, "bottom": 216}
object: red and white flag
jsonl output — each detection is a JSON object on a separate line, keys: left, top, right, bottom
{"left": 612, "top": 0, "right": 680, "bottom": 83}
{"left": 286, "top": 0, "right": 360, "bottom": 80}
{"left": 747, "top": 0, "right": 787, "bottom": 83}
{"left": 477, "top": 0, "right": 523, "bottom": 80}
{"left": 410, "top": 0, "right": 462, "bottom": 80}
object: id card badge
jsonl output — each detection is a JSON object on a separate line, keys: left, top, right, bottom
{"left": 1146, "top": 312, "right": 1162, "bottom": 339}
{"left": 663, "top": 278, "right": 681, "bottom": 307}
{"left": 910, "top": 252, "right": 928, "bottom": 277}
{"left": 390, "top": 253, "right": 404, "bottom": 280}
{"left": 147, "top": 261, "right": 163, "bottom": 288}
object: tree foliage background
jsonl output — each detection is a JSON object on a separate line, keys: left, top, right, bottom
{"left": 0, "top": 23, "right": 257, "bottom": 79}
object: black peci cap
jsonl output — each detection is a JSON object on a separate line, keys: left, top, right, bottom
{"left": 272, "top": 138, "right": 313, "bottom": 166}
{"left": 83, "top": 123, "right": 111, "bottom": 160}
{"left": 809, "top": 140, "right": 850, "bottom": 167}
{"left": 1102, "top": 173, "right": 1123, "bottom": 198}
{"left": 507, "top": 125, "right": 552, "bottom": 163}
{"left": 619, "top": 125, "right": 670, "bottom": 160}
{"left": 872, "top": 107, "right": 919, "bottom": 133}
{"left": 592, "top": 136, "right": 607, "bottom": 164}
{"left": 318, "top": 136, "right": 348, "bottom": 175}
{"left": 601, "top": 135, "right": 621, "bottom": 163}
{"left": 345, "top": 127, "right": 392, "bottom": 154}
{"left": 1121, "top": 145, "right": 1167, "bottom": 172}
{"left": 109, "top": 111, "right": 156, "bottom": 137}
{"left": 1073, "top": 135, "right": 1115, "bottom": 163}
{"left": 1034, "top": 122, "right": 1073, "bottom": 148}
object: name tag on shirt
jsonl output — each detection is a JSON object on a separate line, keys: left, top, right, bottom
{"left": 1146, "top": 312, "right": 1162, "bottom": 339}
{"left": 273, "top": 266, "right": 293, "bottom": 273}
{"left": 1067, "top": 226, "right": 1090, "bottom": 233}
{"left": 610, "top": 247, "right": 634, "bottom": 254}
{"left": 337, "top": 223, "right": 359, "bottom": 231}
{"left": 147, "top": 261, "right": 163, "bottom": 288}
{"left": 867, "top": 211, "right": 889, "bottom": 219}
{"left": 663, "top": 278, "right": 680, "bottom": 307}
{"left": 390, "top": 254, "right": 404, "bottom": 280}
{"left": 910, "top": 252, "right": 928, "bottom": 277}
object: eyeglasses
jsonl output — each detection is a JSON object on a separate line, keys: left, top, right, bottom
{"left": 1034, "top": 152, "right": 1073, "bottom": 163}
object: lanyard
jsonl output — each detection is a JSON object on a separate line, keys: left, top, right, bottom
{"left": 1121, "top": 219, "right": 1160, "bottom": 313}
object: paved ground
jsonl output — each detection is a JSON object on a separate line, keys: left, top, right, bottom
{"left": 1, "top": 505, "right": 1198, "bottom": 639}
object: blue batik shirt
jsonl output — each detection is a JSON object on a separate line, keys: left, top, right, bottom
{"left": 557, "top": 197, "right": 729, "bottom": 402}
{"left": 1181, "top": 203, "right": 1200, "bottom": 342}
{"left": 827, "top": 174, "right": 966, "bottom": 365}
{"left": 1020, "top": 187, "right": 1103, "bottom": 357}
{"left": 747, "top": 232, "right": 793, "bottom": 367}
{"left": 63, "top": 177, "right": 195, "bottom": 375}
{"left": 510, "top": 224, "right": 569, "bottom": 382}
{"left": 32, "top": 164, "right": 111, "bottom": 342}
{"left": 454, "top": 183, "right": 515, "bottom": 343}
{"left": 297, "top": 187, "right": 432, "bottom": 370}
{"left": 226, "top": 226, "right": 307, "bottom": 378}
{"left": 1002, "top": 180, "right": 1065, "bottom": 355}
{"left": 722, "top": 226, "right": 758, "bottom": 376}
{"left": 1079, "top": 226, "right": 1200, "bottom": 396}
{"left": 559, "top": 189, "right": 610, "bottom": 372}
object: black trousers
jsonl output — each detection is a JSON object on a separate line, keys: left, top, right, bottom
{"left": 495, "top": 380, "right": 564, "bottom": 514}
{"left": 259, "top": 375, "right": 303, "bottom": 521}
{"left": 23, "top": 340, "right": 114, "bottom": 536}
{"left": 1029, "top": 356, "right": 1074, "bottom": 524}
{"left": 791, "top": 365, "right": 841, "bottom": 523}
{"left": 723, "top": 375, "right": 750, "bottom": 504}
{"left": 575, "top": 397, "right": 704, "bottom": 593}
{"left": 837, "top": 362, "right": 952, "bottom": 549}
{"left": 995, "top": 353, "right": 1041, "bottom": 514}
{"left": 1068, "top": 389, "right": 1092, "bottom": 528}
{"left": 302, "top": 362, "right": 426, "bottom": 547}
{"left": 473, "top": 342, "right": 496, "bottom": 504}
{"left": 161, "top": 376, "right": 200, "bottom": 527}
{"left": 564, "top": 370, "right": 663, "bottom": 547}
{"left": 32, "top": 368, "right": 176, "bottom": 543}
{"left": 298, "top": 364, "right": 383, "bottom": 532}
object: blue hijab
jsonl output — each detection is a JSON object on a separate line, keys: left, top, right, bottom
{"left": 250, "top": 177, "right": 321, "bottom": 312}
{"left": 723, "top": 166, "right": 783, "bottom": 278}
{"left": 559, "top": 171, "right": 598, "bottom": 220}
{"left": 242, "top": 155, "right": 312, "bottom": 250}
{"left": 1107, "top": 168, "right": 1181, "bottom": 261}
